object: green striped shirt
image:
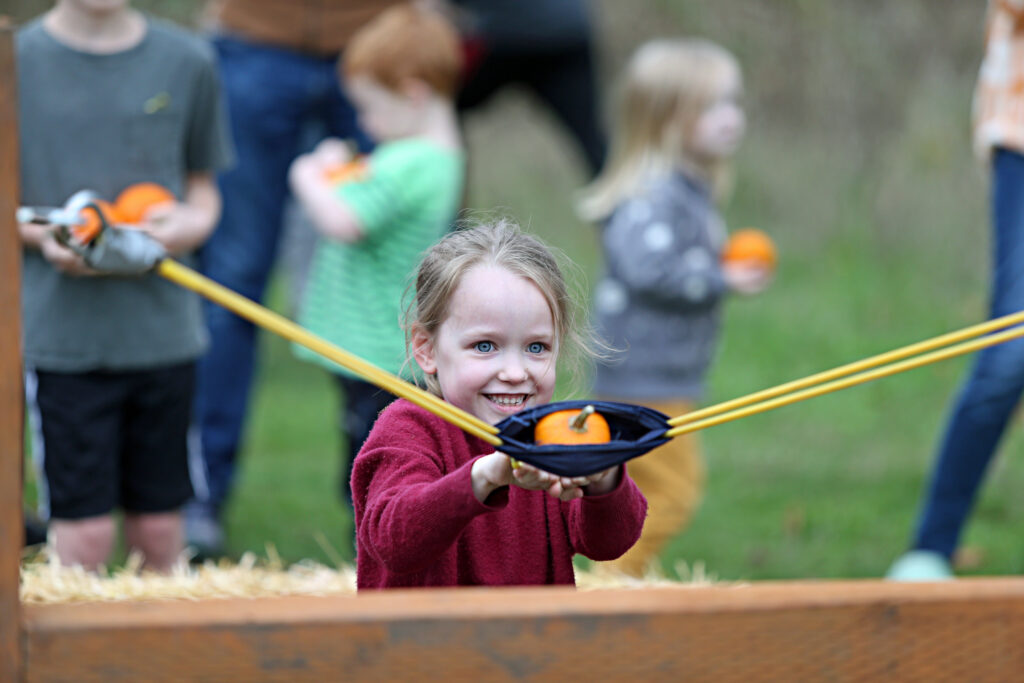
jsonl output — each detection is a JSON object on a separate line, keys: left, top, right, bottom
{"left": 295, "top": 138, "right": 463, "bottom": 377}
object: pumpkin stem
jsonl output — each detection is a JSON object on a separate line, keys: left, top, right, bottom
{"left": 569, "top": 405, "right": 596, "bottom": 433}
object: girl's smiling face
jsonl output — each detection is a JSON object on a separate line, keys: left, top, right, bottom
{"left": 412, "top": 264, "right": 558, "bottom": 425}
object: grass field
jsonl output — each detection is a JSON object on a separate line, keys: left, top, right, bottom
{"left": 18, "top": 0, "right": 1024, "bottom": 580}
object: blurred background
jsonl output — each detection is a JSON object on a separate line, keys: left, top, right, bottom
{"left": 12, "top": 0, "right": 1024, "bottom": 580}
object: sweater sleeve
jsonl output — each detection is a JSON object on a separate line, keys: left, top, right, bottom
{"left": 603, "top": 192, "right": 727, "bottom": 311}
{"left": 353, "top": 409, "right": 508, "bottom": 576}
{"left": 564, "top": 466, "right": 648, "bottom": 561}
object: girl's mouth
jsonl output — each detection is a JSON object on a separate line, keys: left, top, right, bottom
{"left": 486, "top": 394, "right": 528, "bottom": 411}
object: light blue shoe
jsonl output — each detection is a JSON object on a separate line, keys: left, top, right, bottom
{"left": 885, "top": 550, "right": 954, "bottom": 581}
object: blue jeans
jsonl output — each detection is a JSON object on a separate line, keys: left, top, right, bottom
{"left": 912, "top": 147, "right": 1024, "bottom": 558}
{"left": 192, "top": 36, "right": 372, "bottom": 510}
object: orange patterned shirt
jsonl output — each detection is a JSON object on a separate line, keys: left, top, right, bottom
{"left": 974, "top": 0, "right": 1024, "bottom": 157}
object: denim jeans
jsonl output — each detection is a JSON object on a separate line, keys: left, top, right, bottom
{"left": 191, "top": 35, "right": 371, "bottom": 510}
{"left": 912, "top": 147, "right": 1024, "bottom": 558}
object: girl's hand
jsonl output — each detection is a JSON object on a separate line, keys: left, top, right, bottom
{"left": 517, "top": 464, "right": 621, "bottom": 500}
{"left": 471, "top": 454, "right": 622, "bottom": 502}
{"left": 580, "top": 465, "right": 622, "bottom": 496}
{"left": 512, "top": 461, "right": 590, "bottom": 501}
{"left": 723, "top": 261, "right": 773, "bottom": 295}
{"left": 471, "top": 452, "right": 514, "bottom": 502}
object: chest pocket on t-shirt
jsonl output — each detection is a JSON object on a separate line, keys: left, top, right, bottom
{"left": 123, "top": 109, "right": 184, "bottom": 174}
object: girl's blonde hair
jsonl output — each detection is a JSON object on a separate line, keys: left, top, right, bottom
{"left": 579, "top": 38, "right": 742, "bottom": 221}
{"left": 404, "top": 218, "right": 599, "bottom": 397}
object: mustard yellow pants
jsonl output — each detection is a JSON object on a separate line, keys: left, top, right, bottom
{"left": 601, "top": 399, "right": 705, "bottom": 577}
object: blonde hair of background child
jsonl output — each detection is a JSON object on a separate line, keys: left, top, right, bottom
{"left": 579, "top": 38, "right": 742, "bottom": 222}
{"left": 403, "top": 218, "right": 601, "bottom": 398}
{"left": 342, "top": 4, "right": 462, "bottom": 97}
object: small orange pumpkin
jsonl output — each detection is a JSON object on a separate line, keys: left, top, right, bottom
{"left": 114, "top": 182, "right": 176, "bottom": 224}
{"left": 535, "top": 405, "right": 611, "bottom": 446}
{"left": 722, "top": 228, "right": 777, "bottom": 271}
{"left": 72, "top": 199, "right": 120, "bottom": 244}
{"left": 323, "top": 157, "right": 369, "bottom": 184}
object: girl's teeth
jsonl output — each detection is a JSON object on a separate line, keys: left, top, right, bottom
{"left": 490, "top": 395, "right": 524, "bottom": 406}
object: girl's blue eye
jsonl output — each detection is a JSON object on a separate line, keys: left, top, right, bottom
{"left": 474, "top": 341, "right": 494, "bottom": 353}
{"left": 527, "top": 342, "right": 546, "bottom": 354}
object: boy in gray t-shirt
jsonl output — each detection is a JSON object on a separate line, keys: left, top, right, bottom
{"left": 16, "top": 0, "right": 232, "bottom": 572}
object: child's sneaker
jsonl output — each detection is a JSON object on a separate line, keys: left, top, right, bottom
{"left": 885, "top": 550, "right": 954, "bottom": 581}
{"left": 183, "top": 501, "right": 224, "bottom": 560}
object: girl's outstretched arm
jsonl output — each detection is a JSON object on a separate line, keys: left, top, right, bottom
{"left": 564, "top": 466, "right": 647, "bottom": 561}
{"left": 357, "top": 449, "right": 508, "bottom": 575}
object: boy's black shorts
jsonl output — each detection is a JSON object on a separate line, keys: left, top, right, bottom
{"left": 27, "top": 362, "right": 196, "bottom": 520}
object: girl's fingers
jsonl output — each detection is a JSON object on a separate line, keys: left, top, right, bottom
{"left": 512, "top": 465, "right": 554, "bottom": 489}
{"left": 558, "top": 485, "right": 584, "bottom": 502}
{"left": 514, "top": 465, "right": 597, "bottom": 498}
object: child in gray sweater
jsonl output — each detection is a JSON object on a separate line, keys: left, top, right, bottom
{"left": 578, "top": 38, "right": 772, "bottom": 577}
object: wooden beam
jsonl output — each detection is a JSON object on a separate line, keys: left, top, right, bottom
{"left": 0, "top": 20, "right": 24, "bottom": 683}
{"left": 21, "top": 578, "right": 1024, "bottom": 681}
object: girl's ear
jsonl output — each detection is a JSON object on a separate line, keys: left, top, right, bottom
{"left": 410, "top": 325, "right": 437, "bottom": 375}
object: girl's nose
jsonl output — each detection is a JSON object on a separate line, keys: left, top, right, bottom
{"left": 727, "top": 106, "right": 746, "bottom": 137}
{"left": 498, "top": 354, "right": 529, "bottom": 383}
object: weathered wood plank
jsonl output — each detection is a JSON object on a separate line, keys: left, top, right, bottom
{"left": 22, "top": 578, "right": 1024, "bottom": 681}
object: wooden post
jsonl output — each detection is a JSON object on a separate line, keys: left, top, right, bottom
{"left": 0, "top": 19, "right": 24, "bottom": 683}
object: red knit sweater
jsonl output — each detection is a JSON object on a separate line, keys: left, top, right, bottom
{"left": 352, "top": 400, "right": 648, "bottom": 589}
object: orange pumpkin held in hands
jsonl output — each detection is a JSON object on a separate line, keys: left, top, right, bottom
{"left": 535, "top": 405, "right": 611, "bottom": 446}
{"left": 722, "top": 228, "right": 777, "bottom": 271}
{"left": 323, "top": 157, "right": 369, "bottom": 184}
{"left": 72, "top": 199, "right": 120, "bottom": 244}
{"left": 114, "top": 182, "right": 176, "bottom": 224}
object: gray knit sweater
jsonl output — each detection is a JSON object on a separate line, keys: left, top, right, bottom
{"left": 592, "top": 170, "right": 728, "bottom": 400}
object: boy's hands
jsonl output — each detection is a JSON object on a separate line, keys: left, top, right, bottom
{"left": 18, "top": 219, "right": 96, "bottom": 276}
{"left": 135, "top": 202, "right": 207, "bottom": 255}
{"left": 288, "top": 137, "right": 354, "bottom": 191}
{"left": 39, "top": 229, "right": 96, "bottom": 275}
{"left": 134, "top": 172, "right": 220, "bottom": 256}
{"left": 312, "top": 137, "right": 354, "bottom": 166}
{"left": 288, "top": 153, "right": 322, "bottom": 194}
{"left": 287, "top": 140, "right": 366, "bottom": 242}
{"left": 471, "top": 452, "right": 621, "bottom": 503}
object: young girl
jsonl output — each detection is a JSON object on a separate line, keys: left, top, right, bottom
{"left": 578, "top": 38, "right": 771, "bottom": 577}
{"left": 351, "top": 220, "right": 648, "bottom": 589}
